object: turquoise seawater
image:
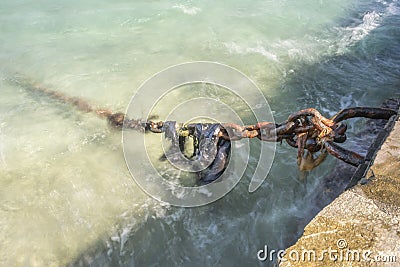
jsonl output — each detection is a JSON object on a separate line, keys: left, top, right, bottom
{"left": 0, "top": 0, "right": 399, "bottom": 266}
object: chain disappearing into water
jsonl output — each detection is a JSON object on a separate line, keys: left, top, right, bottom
{"left": 8, "top": 73, "right": 398, "bottom": 177}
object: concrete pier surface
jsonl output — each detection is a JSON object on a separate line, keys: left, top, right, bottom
{"left": 280, "top": 111, "right": 400, "bottom": 266}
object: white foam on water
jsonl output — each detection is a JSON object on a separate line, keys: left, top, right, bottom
{"left": 224, "top": 42, "right": 279, "bottom": 62}
{"left": 339, "top": 93, "right": 355, "bottom": 110}
{"left": 350, "top": 11, "right": 382, "bottom": 40}
{"left": 172, "top": 4, "right": 201, "bottom": 15}
{"left": 197, "top": 187, "right": 212, "bottom": 197}
{"left": 336, "top": 8, "right": 385, "bottom": 54}
{"left": 277, "top": 38, "right": 324, "bottom": 63}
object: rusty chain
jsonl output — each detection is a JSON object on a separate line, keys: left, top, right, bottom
{"left": 119, "top": 107, "right": 397, "bottom": 170}
{"left": 8, "top": 73, "right": 398, "bottom": 171}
